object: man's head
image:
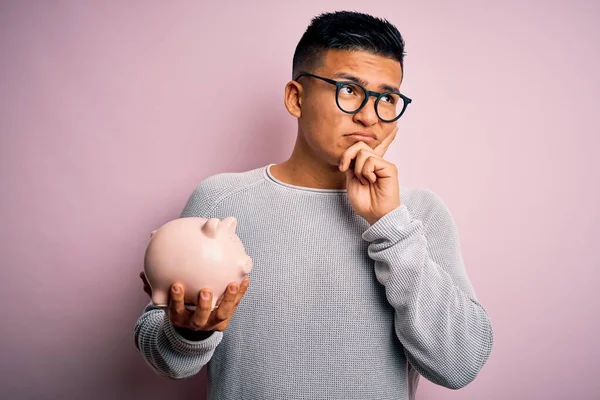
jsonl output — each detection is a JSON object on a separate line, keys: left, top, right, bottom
{"left": 284, "top": 11, "right": 408, "bottom": 168}
{"left": 292, "top": 11, "right": 405, "bottom": 81}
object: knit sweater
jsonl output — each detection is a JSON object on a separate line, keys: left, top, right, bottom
{"left": 134, "top": 163, "right": 493, "bottom": 400}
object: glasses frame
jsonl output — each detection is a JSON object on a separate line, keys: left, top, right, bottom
{"left": 294, "top": 72, "right": 412, "bottom": 123}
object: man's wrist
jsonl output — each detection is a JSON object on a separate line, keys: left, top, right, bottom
{"left": 174, "top": 326, "right": 215, "bottom": 341}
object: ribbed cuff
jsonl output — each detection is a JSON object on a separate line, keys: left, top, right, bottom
{"left": 362, "top": 203, "right": 414, "bottom": 243}
{"left": 162, "top": 314, "right": 223, "bottom": 354}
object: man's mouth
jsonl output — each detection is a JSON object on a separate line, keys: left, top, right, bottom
{"left": 345, "top": 133, "right": 376, "bottom": 143}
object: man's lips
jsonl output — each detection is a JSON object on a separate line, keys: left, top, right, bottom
{"left": 345, "top": 132, "right": 376, "bottom": 142}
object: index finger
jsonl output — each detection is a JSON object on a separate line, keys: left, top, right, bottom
{"left": 374, "top": 126, "right": 398, "bottom": 157}
{"left": 339, "top": 141, "right": 371, "bottom": 172}
{"left": 213, "top": 283, "right": 241, "bottom": 322}
{"left": 234, "top": 277, "right": 250, "bottom": 306}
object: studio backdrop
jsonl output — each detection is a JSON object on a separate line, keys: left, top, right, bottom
{"left": 1, "top": 1, "right": 598, "bottom": 399}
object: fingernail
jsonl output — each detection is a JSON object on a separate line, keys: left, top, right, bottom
{"left": 172, "top": 286, "right": 180, "bottom": 293}
{"left": 229, "top": 285, "right": 238, "bottom": 294}
{"left": 201, "top": 291, "right": 210, "bottom": 300}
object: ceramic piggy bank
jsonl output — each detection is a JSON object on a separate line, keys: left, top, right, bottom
{"left": 144, "top": 216, "right": 252, "bottom": 309}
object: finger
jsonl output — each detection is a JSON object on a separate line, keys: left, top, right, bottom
{"left": 363, "top": 156, "right": 379, "bottom": 183}
{"left": 339, "top": 141, "right": 371, "bottom": 172}
{"left": 363, "top": 157, "right": 394, "bottom": 182}
{"left": 213, "top": 283, "right": 239, "bottom": 323}
{"left": 190, "top": 289, "right": 213, "bottom": 329}
{"left": 340, "top": 141, "right": 370, "bottom": 172}
{"left": 374, "top": 126, "right": 398, "bottom": 158}
{"left": 362, "top": 155, "right": 378, "bottom": 183}
{"left": 214, "top": 293, "right": 225, "bottom": 308}
{"left": 168, "top": 283, "right": 186, "bottom": 325}
{"left": 234, "top": 278, "right": 250, "bottom": 306}
{"left": 354, "top": 149, "right": 376, "bottom": 185}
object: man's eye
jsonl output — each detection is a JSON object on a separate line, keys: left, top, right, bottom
{"left": 382, "top": 94, "right": 395, "bottom": 103}
{"left": 342, "top": 86, "right": 355, "bottom": 95}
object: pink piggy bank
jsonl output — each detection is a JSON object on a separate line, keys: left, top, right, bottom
{"left": 143, "top": 216, "right": 252, "bottom": 309}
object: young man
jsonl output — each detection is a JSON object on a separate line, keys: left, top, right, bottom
{"left": 134, "top": 11, "right": 493, "bottom": 400}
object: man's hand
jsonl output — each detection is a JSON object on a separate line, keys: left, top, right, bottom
{"left": 139, "top": 271, "right": 250, "bottom": 332}
{"left": 339, "top": 127, "right": 401, "bottom": 225}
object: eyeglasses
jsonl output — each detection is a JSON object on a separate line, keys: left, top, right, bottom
{"left": 294, "top": 72, "right": 412, "bottom": 123}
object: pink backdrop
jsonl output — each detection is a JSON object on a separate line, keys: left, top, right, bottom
{"left": 1, "top": 1, "right": 598, "bottom": 399}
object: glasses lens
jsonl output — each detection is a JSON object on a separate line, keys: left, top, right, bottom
{"left": 377, "top": 93, "right": 405, "bottom": 121}
{"left": 336, "top": 83, "right": 366, "bottom": 113}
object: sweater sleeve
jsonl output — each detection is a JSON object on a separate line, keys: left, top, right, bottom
{"left": 133, "top": 181, "right": 224, "bottom": 379}
{"left": 133, "top": 302, "right": 223, "bottom": 379}
{"left": 361, "top": 190, "right": 494, "bottom": 390}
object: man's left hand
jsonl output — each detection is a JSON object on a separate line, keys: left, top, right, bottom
{"left": 339, "top": 127, "right": 401, "bottom": 225}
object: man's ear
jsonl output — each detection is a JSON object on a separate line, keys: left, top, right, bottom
{"left": 284, "top": 80, "right": 303, "bottom": 119}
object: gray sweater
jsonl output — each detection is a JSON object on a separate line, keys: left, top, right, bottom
{"left": 134, "top": 164, "right": 493, "bottom": 400}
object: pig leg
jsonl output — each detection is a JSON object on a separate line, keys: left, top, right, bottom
{"left": 151, "top": 289, "right": 170, "bottom": 308}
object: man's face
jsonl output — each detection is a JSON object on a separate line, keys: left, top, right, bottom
{"left": 297, "top": 49, "right": 403, "bottom": 166}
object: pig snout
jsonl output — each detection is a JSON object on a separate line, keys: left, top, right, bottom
{"left": 240, "top": 256, "right": 253, "bottom": 275}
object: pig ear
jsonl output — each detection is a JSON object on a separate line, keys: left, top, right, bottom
{"left": 201, "top": 218, "right": 219, "bottom": 238}
{"left": 221, "top": 216, "right": 238, "bottom": 233}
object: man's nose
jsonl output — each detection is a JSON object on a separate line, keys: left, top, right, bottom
{"left": 352, "top": 96, "right": 379, "bottom": 126}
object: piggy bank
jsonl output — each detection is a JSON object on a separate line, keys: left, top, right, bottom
{"left": 143, "top": 216, "right": 252, "bottom": 309}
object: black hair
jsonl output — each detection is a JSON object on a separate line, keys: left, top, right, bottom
{"left": 292, "top": 11, "right": 406, "bottom": 78}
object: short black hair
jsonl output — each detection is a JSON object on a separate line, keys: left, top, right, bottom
{"left": 292, "top": 11, "right": 406, "bottom": 79}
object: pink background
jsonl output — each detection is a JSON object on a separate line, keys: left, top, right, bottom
{"left": 1, "top": 1, "right": 598, "bottom": 399}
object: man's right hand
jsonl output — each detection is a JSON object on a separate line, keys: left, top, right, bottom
{"left": 139, "top": 271, "right": 250, "bottom": 332}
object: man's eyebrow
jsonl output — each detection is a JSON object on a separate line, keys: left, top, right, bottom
{"left": 332, "top": 72, "right": 399, "bottom": 93}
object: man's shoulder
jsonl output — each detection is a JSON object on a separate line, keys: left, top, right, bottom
{"left": 181, "top": 165, "right": 267, "bottom": 216}
{"left": 400, "top": 185, "right": 452, "bottom": 223}
{"left": 201, "top": 165, "right": 265, "bottom": 193}
{"left": 401, "top": 185, "right": 442, "bottom": 206}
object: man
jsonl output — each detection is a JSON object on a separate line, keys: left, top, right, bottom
{"left": 134, "top": 10, "right": 493, "bottom": 400}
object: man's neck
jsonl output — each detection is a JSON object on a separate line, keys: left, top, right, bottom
{"left": 270, "top": 136, "right": 347, "bottom": 190}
